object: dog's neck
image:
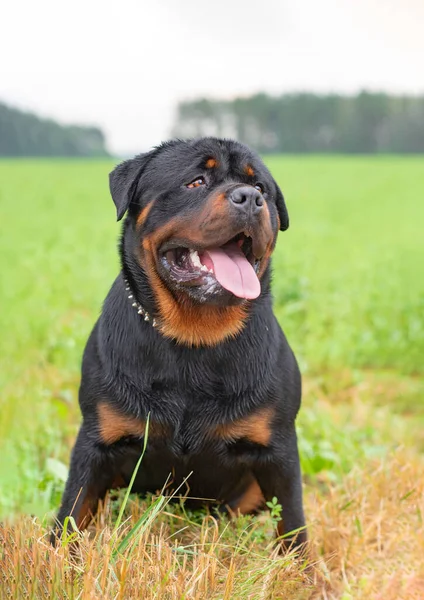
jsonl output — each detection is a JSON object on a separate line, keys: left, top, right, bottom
{"left": 124, "top": 277, "right": 158, "bottom": 328}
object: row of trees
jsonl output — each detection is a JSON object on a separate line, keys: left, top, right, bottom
{"left": 0, "top": 102, "right": 109, "bottom": 157}
{"left": 172, "top": 92, "right": 424, "bottom": 153}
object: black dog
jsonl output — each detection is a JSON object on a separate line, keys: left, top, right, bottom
{"left": 53, "top": 137, "right": 306, "bottom": 549}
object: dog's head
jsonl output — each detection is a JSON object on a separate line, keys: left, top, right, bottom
{"left": 109, "top": 138, "right": 289, "bottom": 346}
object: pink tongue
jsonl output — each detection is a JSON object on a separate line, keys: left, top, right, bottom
{"left": 201, "top": 243, "right": 261, "bottom": 299}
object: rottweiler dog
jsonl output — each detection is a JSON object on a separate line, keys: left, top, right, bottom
{"left": 52, "top": 137, "right": 306, "bottom": 550}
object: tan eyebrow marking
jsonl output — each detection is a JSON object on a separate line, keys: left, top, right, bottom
{"left": 205, "top": 158, "right": 218, "bottom": 168}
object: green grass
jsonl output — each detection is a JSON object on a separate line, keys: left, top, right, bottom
{"left": 1, "top": 156, "right": 423, "bottom": 515}
{"left": 267, "top": 155, "right": 424, "bottom": 375}
{"left": 0, "top": 156, "right": 423, "bottom": 598}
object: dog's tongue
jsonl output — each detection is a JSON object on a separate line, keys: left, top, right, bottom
{"left": 201, "top": 243, "right": 260, "bottom": 299}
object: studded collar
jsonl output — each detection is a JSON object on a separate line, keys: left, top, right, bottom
{"left": 124, "top": 278, "right": 158, "bottom": 328}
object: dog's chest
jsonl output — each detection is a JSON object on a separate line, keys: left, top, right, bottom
{"left": 114, "top": 356, "right": 274, "bottom": 457}
{"left": 143, "top": 395, "right": 274, "bottom": 460}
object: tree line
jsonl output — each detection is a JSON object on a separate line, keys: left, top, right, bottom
{"left": 0, "top": 101, "right": 109, "bottom": 157}
{"left": 172, "top": 92, "right": 424, "bottom": 153}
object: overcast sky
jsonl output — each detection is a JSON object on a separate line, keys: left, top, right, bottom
{"left": 2, "top": 0, "right": 423, "bottom": 154}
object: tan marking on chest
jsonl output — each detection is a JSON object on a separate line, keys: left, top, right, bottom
{"left": 97, "top": 402, "right": 146, "bottom": 444}
{"left": 213, "top": 406, "right": 274, "bottom": 446}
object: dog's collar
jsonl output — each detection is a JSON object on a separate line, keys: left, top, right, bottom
{"left": 124, "top": 278, "right": 158, "bottom": 328}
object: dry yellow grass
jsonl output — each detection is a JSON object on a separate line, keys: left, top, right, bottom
{"left": 1, "top": 449, "right": 422, "bottom": 600}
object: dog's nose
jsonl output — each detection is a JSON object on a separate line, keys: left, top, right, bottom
{"left": 229, "top": 186, "right": 264, "bottom": 214}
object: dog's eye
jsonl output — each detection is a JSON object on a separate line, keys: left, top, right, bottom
{"left": 186, "top": 176, "right": 206, "bottom": 189}
{"left": 254, "top": 183, "right": 264, "bottom": 193}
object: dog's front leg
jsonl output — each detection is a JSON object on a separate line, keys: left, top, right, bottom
{"left": 253, "top": 427, "right": 306, "bottom": 552}
{"left": 50, "top": 423, "right": 117, "bottom": 545}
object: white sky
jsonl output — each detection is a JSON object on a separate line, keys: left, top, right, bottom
{"left": 1, "top": 0, "right": 423, "bottom": 155}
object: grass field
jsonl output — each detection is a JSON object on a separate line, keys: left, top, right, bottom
{"left": 0, "top": 156, "right": 423, "bottom": 599}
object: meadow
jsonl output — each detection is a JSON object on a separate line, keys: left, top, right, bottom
{"left": 0, "top": 156, "right": 423, "bottom": 599}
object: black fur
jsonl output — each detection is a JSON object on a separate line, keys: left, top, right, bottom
{"left": 52, "top": 137, "right": 306, "bottom": 550}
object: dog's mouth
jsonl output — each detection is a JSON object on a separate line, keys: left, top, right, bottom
{"left": 160, "top": 233, "right": 261, "bottom": 300}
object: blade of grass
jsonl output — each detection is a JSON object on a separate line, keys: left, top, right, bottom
{"left": 113, "top": 494, "right": 167, "bottom": 558}
{"left": 60, "top": 515, "right": 80, "bottom": 547}
{"left": 113, "top": 472, "right": 196, "bottom": 560}
{"left": 113, "top": 413, "right": 150, "bottom": 534}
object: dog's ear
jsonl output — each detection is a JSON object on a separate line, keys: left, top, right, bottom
{"left": 274, "top": 181, "right": 289, "bottom": 231}
{"left": 109, "top": 151, "right": 155, "bottom": 221}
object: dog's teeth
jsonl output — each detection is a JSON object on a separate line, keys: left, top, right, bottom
{"left": 189, "top": 249, "right": 203, "bottom": 269}
{"left": 200, "top": 265, "right": 208, "bottom": 272}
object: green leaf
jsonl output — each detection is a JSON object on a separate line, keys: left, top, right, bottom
{"left": 45, "top": 458, "right": 68, "bottom": 482}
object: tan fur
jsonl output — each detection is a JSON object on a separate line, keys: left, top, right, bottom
{"left": 230, "top": 479, "right": 265, "bottom": 515}
{"left": 213, "top": 406, "right": 274, "bottom": 446}
{"left": 205, "top": 158, "right": 218, "bottom": 168}
{"left": 136, "top": 201, "right": 154, "bottom": 227}
{"left": 97, "top": 402, "right": 146, "bottom": 444}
